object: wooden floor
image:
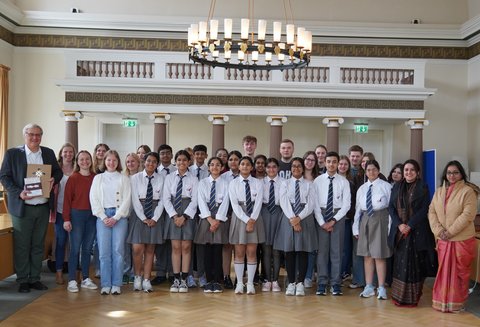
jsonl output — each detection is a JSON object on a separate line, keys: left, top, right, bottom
{"left": 1, "top": 277, "right": 478, "bottom": 327}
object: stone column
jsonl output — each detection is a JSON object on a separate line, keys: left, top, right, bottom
{"left": 150, "top": 113, "right": 171, "bottom": 151}
{"left": 406, "top": 119, "right": 429, "bottom": 169}
{"left": 322, "top": 117, "right": 344, "bottom": 153}
{"left": 60, "top": 111, "right": 83, "bottom": 151}
{"left": 208, "top": 115, "right": 229, "bottom": 153}
{"left": 266, "top": 116, "right": 288, "bottom": 159}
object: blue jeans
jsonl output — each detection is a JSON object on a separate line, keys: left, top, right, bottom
{"left": 68, "top": 209, "right": 96, "bottom": 281}
{"left": 96, "top": 208, "right": 128, "bottom": 288}
{"left": 341, "top": 219, "right": 353, "bottom": 275}
{"left": 55, "top": 212, "right": 69, "bottom": 271}
{"left": 305, "top": 251, "right": 317, "bottom": 280}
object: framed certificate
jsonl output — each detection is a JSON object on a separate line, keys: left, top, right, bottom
{"left": 26, "top": 164, "right": 52, "bottom": 198}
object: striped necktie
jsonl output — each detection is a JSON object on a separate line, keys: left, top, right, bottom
{"left": 174, "top": 175, "right": 185, "bottom": 212}
{"left": 144, "top": 175, "right": 154, "bottom": 218}
{"left": 366, "top": 184, "right": 374, "bottom": 217}
{"left": 293, "top": 179, "right": 301, "bottom": 215}
{"left": 165, "top": 167, "right": 170, "bottom": 175}
{"left": 244, "top": 179, "right": 253, "bottom": 216}
{"left": 208, "top": 180, "right": 216, "bottom": 212}
{"left": 325, "top": 176, "right": 334, "bottom": 221}
{"left": 267, "top": 180, "right": 276, "bottom": 214}
{"left": 196, "top": 167, "right": 201, "bottom": 180}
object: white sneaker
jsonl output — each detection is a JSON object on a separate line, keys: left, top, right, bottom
{"left": 81, "top": 278, "right": 98, "bottom": 290}
{"left": 272, "top": 281, "right": 281, "bottom": 292}
{"left": 295, "top": 282, "right": 305, "bottom": 296}
{"left": 285, "top": 283, "right": 296, "bottom": 296}
{"left": 360, "top": 285, "right": 376, "bottom": 298}
{"left": 143, "top": 279, "right": 153, "bottom": 293}
{"left": 67, "top": 280, "right": 79, "bottom": 293}
{"left": 304, "top": 278, "right": 313, "bottom": 288}
{"left": 179, "top": 279, "right": 188, "bottom": 293}
{"left": 246, "top": 282, "right": 255, "bottom": 295}
{"left": 235, "top": 282, "right": 244, "bottom": 294}
{"left": 170, "top": 279, "right": 180, "bottom": 293}
{"left": 111, "top": 286, "right": 121, "bottom": 295}
{"left": 133, "top": 275, "right": 142, "bottom": 291}
{"left": 377, "top": 286, "right": 387, "bottom": 300}
{"left": 262, "top": 281, "right": 272, "bottom": 292}
{"left": 100, "top": 287, "right": 111, "bottom": 295}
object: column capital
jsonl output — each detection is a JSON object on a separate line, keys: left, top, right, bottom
{"left": 208, "top": 115, "right": 229, "bottom": 125}
{"left": 266, "top": 116, "right": 287, "bottom": 126}
{"left": 405, "top": 119, "right": 429, "bottom": 129}
{"left": 59, "top": 110, "right": 83, "bottom": 121}
{"left": 150, "top": 113, "right": 171, "bottom": 124}
{"left": 322, "top": 117, "right": 344, "bottom": 127}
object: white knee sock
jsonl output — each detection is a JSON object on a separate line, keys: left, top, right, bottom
{"left": 247, "top": 262, "right": 257, "bottom": 285}
{"left": 234, "top": 262, "right": 244, "bottom": 285}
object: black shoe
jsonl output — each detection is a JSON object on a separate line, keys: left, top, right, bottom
{"left": 29, "top": 281, "right": 48, "bottom": 290}
{"left": 224, "top": 275, "right": 233, "bottom": 289}
{"left": 18, "top": 283, "right": 30, "bottom": 293}
{"left": 151, "top": 276, "right": 166, "bottom": 285}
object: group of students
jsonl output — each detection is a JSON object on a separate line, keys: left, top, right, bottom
{"left": 51, "top": 137, "right": 479, "bottom": 313}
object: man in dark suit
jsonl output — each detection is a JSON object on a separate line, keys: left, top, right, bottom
{"left": 0, "top": 123, "right": 62, "bottom": 293}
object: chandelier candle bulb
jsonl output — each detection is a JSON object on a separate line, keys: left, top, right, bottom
{"left": 199, "top": 21, "right": 207, "bottom": 43}
{"left": 224, "top": 18, "right": 233, "bottom": 39}
{"left": 212, "top": 50, "right": 219, "bottom": 58}
{"left": 304, "top": 31, "right": 312, "bottom": 51}
{"left": 258, "top": 19, "right": 267, "bottom": 40}
{"left": 241, "top": 18, "right": 249, "bottom": 39}
{"left": 265, "top": 51, "right": 272, "bottom": 62}
{"left": 273, "top": 21, "right": 281, "bottom": 42}
{"left": 210, "top": 20, "right": 219, "bottom": 40}
{"left": 286, "top": 24, "right": 295, "bottom": 44}
{"left": 225, "top": 50, "right": 231, "bottom": 60}
{"left": 297, "top": 27, "right": 305, "bottom": 48}
{"left": 252, "top": 51, "right": 258, "bottom": 62}
{"left": 238, "top": 48, "right": 245, "bottom": 61}
{"left": 190, "top": 24, "right": 199, "bottom": 44}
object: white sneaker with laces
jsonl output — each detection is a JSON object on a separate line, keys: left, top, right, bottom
{"left": 143, "top": 279, "right": 153, "bottom": 293}
{"left": 304, "top": 278, "right": 313, "bottom": 288}
{"left": 67, "top": 280, "right": 79, "bottom": 293}
{"left": 111, "top": 286, "right": 121, "bottom": 295}
{"left": 81, "top": 278, "right": 98, "bottom": 290}
{"left": 377, "top": 286, "right": 387, "bottom": 300}
{"left": 133, "top": 276, "right": 142, "bottom": 291}
{"left": 235, "top": 282, "right": 245, "bottom": 294}
{"left": 295, "top": 282, "right": 305, "bottom": 296}
{"left": 170, "top": 279, "right": 180, "bottom": 293}
{"left": 179, "top": 279, "right": 189, "bottom": 293}
{"left": 359, "top": 285, "right": 376, "bottom": 298}
{"left": 246, "top": 282, "right": 255, "bottom": 295}
{"left": 285, "top": 283, "right": 296, "bottom": 296}
{"left": 262, "top": 281, "right": 272, "bottom": 292}
{"left": 100, "top": 287, "right": 111, "bottom": 295}
{"left": 272, "top": 281, "right": 281, "bottom": 292}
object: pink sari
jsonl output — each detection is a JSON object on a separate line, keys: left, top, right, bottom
{"left": 432, "top": 237, "right": 476, "bottom": 312}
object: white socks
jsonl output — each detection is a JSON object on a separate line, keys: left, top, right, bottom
{"left": 234, "top": 262, "right": 244, "bottom": 284}
{"left": 247, "top": 263, "right": 257, "bottom": 284}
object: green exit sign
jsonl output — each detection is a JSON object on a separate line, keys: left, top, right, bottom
{"left": 123, "top": 119, "right": 138, "bottom": 128}
{"left": 354, "top": 124, "right": 369, "bottom": 133}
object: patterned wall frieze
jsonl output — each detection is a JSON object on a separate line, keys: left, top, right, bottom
{"left": 65, "top": 92, "right": 424, "bottom": 110}
{"left": 0, "top": 25, "right": 14, "bottom": 44}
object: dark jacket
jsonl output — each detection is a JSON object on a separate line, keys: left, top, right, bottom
{"left": 0, "top": 145, "right": 62, "bottom": 217}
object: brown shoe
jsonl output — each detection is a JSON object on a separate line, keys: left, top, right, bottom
{"left": 56, "top": 271, "right": 65, "bottom": 285}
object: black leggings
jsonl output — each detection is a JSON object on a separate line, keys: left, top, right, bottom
{"left": 285, "top": 251, "right": 308, "bottom": 284}
{"left": 203, "top": 244, "right": 223, "bottom": 283}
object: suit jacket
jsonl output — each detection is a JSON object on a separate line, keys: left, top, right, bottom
{"left": 0, "top": 145, "right": 62, "bottom": 217}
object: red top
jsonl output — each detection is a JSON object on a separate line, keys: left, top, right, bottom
{"left": 62, "top": 171, "right": 96, "bottom": 222}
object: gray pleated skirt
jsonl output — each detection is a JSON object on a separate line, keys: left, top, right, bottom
{"left": 127, "top": 200, "right": 164, "bottom": 245}
{"left": 273, "top": 204, "right": 318, "bottom": 252}
{"left": 357, "top": 208, "right": 392, "bottom": 259}
{"left": 260, "top": 204, "right": 282, "bottom": 246}
{"left": 229, "top": 202, "right": 265, "bottom": 245}
{"left": 193, "top": 207, "right": 228, "bottom": 245}
{"left": 164, "top": 197, "right": 196, "bottom": 241}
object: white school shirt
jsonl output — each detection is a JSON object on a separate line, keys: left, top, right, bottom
{"left": 352, "top": 178, "right": 391, "bottom": 236}
{"left": 162, "top": 170, "right": 198, "bottom": 219}
{"left": 261, "top": 175, "right": 284, "bottom": 205}
{"left": 131, "top": 170, "right": 165, "bottom": 222}
{"left": 280, "top": 177, "right": 315, "bottom": 220}
{"left": 313, "top": 172, "right": 351, "bottom": 225}
{"left": 221, "top": 170, "right": 240, "bottom": 184}
{"left": 228, "top": 175, "right": 263, "bottom": 223}
{"left": 197, "top": 176, "right": 230, "bottom": 221}
{"left": 158, "top": 164, "right": 176, "bottom": 177}
{"left": 189, "top": 163, "right": 209, "bottom": 180}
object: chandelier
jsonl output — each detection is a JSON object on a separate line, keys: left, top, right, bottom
{"left": 187, "top": 0, "right": 312, "bottom": 71}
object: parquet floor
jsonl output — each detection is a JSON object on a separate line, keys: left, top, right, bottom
{"left": 1, "top": 277, "right": 478, "bottom": 327}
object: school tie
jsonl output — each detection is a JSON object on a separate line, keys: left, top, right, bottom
{"left": 244, "top": 179, "right": 253, "bottom": 216}
{"left": 268, "top": 180, "right": 276, "bottom": 214}
{"left": 196, "top": 167, "right": 201, "bottom": 180}
{"left": 208, "top": 180, "right": 216, "bottom": 212}
{"left": 174, "top": 175, "right": 185, "bottom": 212}
{"left": 144, "top": 175, "right": 154, "bottom": 218}
{"left": 293, "top": 179, "right": 301, "bottom": 215}
{"left": 366, "top": 184, "right": 374, "bottom": 217}
{"left": 165, "top": 167, "right": 170, "bottom": 175}
{"left": 324, "top": 176, "right": 334, "bottom": 221}
{"left": 233, "top": 174, "right": 238, "bottom": 179}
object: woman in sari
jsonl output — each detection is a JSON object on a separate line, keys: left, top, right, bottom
{"left": 388, "top": 159, "right": 437, "bottom": 306}
{"left": 428, "top": 160, "right": 479, "bottom": 313}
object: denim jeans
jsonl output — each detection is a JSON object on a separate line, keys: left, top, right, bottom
{"left": 55, "top": 212, "right": 69, "bottom": 271}
{"left": 96, "top": 208, "right": 128, "bottom": 288}
{"left": 68, "top": 209, "right": 96, "bottom": 281}
{"left": 305, "top": 251, "right": 317, "bottom": 280}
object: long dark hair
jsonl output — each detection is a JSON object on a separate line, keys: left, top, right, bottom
{"left": 441, "top": 160, "right": 468, "bottom": 186}
{"left": 387, "top": 163, "right": 404, "bottom": 183}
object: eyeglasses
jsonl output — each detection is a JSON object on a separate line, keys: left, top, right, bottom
{"left": 304, "top": 158, "right": 316, "bottom": 162}
{"left": 446, "top": 171, "right": 460, "bottom": 176}
{"left": 25, "top": 132, "right": 42, "bottom": 138}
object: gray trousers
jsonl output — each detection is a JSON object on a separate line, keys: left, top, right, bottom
{"left": 316, "top": 217, "right": 345, "bottom": 286}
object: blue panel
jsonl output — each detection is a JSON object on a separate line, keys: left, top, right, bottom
{"left": 423, "top": 149, "right": 436, "bottom": 201}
